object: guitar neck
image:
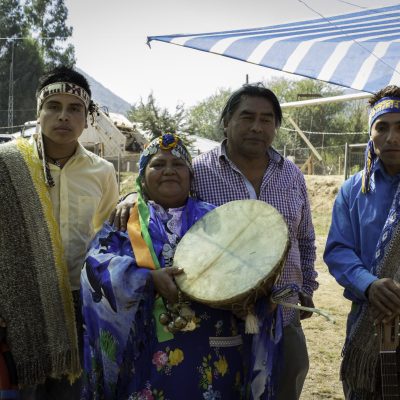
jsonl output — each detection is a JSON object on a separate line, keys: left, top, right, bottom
{"left": 379, "top": 317, "right": 400, "bottom": 399}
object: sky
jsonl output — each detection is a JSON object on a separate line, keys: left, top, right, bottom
{"left": 64, "top": 0, "right": 399, "bottom": 111}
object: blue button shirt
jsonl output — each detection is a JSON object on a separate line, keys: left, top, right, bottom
{"left": 324, "top": 161, "right": 400, "bottom": 303}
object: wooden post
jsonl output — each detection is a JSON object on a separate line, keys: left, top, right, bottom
{"left": 286, "top": 115, "right": 322, "bottom": 162}
{"left": 344, "top": 143, "right": 349, "bottom": 180}
{"left": 300, "top": 155, "right": 314, "bottom": 175}
{"left": 308, "top": 155, "right": 314, "bottom": 175}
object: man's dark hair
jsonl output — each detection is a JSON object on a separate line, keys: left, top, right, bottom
{"left": 36, "top": 66, "right": 91, "bottom": 98}
{"left": 369, "top": 85, "right": 400, "bottom": 107}
{"left": 220, "top": 83, "right": 282, "bottom": 130}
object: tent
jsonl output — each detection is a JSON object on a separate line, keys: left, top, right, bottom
{"left": 147, "top": 5, "right": 400, "bottom": 93}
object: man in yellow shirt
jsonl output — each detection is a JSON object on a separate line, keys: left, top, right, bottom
{"left": 0, "top": 66, "right": 119, "bottom": 399}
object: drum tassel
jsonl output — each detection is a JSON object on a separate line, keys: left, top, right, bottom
{"left": 245, "top": 313, "right": 259, "bottom": 334}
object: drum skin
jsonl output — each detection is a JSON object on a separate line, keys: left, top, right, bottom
{"left": 174, "top": 200, "right": 289, "bottom": 308}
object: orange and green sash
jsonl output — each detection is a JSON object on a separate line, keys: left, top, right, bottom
{"left": 127, "top": 178, "right": 173, "bottom": 342}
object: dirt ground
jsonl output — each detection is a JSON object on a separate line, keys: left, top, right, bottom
{"left": 301, "top": 175, "right": 349, "bottom": 400}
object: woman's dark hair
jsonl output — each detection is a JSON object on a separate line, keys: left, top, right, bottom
{"left": 219, "top": 83, "right": 282, "bottom": 129}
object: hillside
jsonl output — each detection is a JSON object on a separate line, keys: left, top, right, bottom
{"left": 77, "top": 68, "right": 132, "bottom": 115}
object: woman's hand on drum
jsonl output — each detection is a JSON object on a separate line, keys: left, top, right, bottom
{"left": 298, "top": 292, "right": 314, "bottom": 320}
{"left": 150, "top": 267, "right": 184, "bottom": 304}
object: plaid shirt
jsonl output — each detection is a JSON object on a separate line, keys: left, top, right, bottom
{"left": 192, "top": 141, "right": 318, "bottom": 325}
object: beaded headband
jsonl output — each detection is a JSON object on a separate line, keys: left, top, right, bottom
{"left": 362, "top": 96, "right": 400, "bottom": 193}
{"left": 138, "top": 133, "right": 193, "bottom": 177}
{"left": 37, "top": 82, "right": 91, "bottom": 115}
{"left": 368, "top": 96, "right": 400, "bottom": 132}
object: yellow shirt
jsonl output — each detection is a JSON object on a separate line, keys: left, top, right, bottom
{"left": 33, "top": 140, "right": 119, "bottom": 289}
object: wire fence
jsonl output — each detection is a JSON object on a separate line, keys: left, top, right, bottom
{"left": 276, "top": 143, "right": 367, "bottom": 176}
{"left": 0, "top": 132, "right": 367, "bottom": 178}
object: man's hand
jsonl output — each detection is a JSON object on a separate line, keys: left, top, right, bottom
{"left": 367, "top": 278, "right": 400, "bottom": 324}
{"left": 370, "top": 306, "right": 391, "bottom": 325}
{"left": 108, "top": 193, "right": 137, "bottom": 231}
{"left": 299, "top": 291, "right": 314, "bottom": 320}
{"left": 150, "top": 267, "right": 184, "bottom": 304}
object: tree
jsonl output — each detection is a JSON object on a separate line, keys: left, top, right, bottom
{"left": 266, "top": 77, "right": 368, "bottom": 150}
{"left": 0, "top": 0, "right": 74, "bottom": 130}
{"left": 185, "top": 88, "right": 232, "bottom": 141}
{"left": 0, "top": 0, "right": 27, "bottom": 45}
{"left": 127, "top": 93, "right": 185, "bottom": 138}
{"left": 185, "top": 78, "right": 367, "bottom": 147}
{"left": 0, "top": 0, "right": 44, "bottom": 130}
{"left": 184, "top": 76, "right": 369, "bottom": 175}
{"left": 25, "top": 0, "right": 75, "bottom": 67}
{"left": 261, "top": 77, "right": 369, "bottom": 174}
{"left": 268, "top": 77, "right": 342, "bottom": 145}
{"left": 0, "top": 39, "right": 44, "bottom": 130}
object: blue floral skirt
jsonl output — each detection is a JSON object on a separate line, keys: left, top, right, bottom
{"left": 125, "top": 303, "right": 245, "bottom": 400}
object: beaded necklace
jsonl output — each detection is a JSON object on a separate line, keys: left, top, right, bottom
{"left": 46, "top": 153, "right": 75, "bottom": 168}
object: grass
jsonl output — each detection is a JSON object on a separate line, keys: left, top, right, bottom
{"left": 301, "top": 175, "right": 348, "bottom": 400}
{"left": 118, "top": 171, "right": 137, "bottom": 196}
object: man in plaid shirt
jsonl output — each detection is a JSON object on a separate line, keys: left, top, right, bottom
{"left": 192, "top": 83, "right": 318, "bottom": 400}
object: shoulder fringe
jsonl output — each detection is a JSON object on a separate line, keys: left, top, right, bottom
{"left": 341, "top": 345, "right": 377, "bottom": 399}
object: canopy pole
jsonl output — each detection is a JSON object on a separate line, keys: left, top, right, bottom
{"left": 285, "top": 115, "right": 323, "bottom": 162}
{"left": 281, "top": 92, "right": 371, "bottom": 109}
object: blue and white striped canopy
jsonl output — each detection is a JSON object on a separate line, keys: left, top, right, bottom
{"left": 148, "top": 5, "right": 400, "bottom": 93}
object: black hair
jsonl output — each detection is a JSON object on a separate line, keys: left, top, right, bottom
{"left": 369, "top": 85, "right": 400, "bottom": 107}
{"left": 219, "top": 82, "right": 282, "bottom": 130}
{"left": 37, "top": 66, "right": 91, "bottom": 96}
{"left": 36, "top": 66, "right": 96, "bottom": 115}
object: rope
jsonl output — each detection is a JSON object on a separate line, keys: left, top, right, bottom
{"left": 273, "top": 301, "right": 336, "bottom": 323}
{"left": 280, "top": 127, "right": 368, "bottom": 136}
{"left": 271, "top": 284, "right": 335, "bottom": 323}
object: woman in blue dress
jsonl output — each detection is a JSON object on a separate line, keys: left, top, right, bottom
{"left": 81, "top": 134, "right": 248, "bottom": 400}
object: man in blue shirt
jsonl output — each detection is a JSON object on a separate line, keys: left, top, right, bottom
{"left": 324, "top": 85, "right": 400, "bottom": 399}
